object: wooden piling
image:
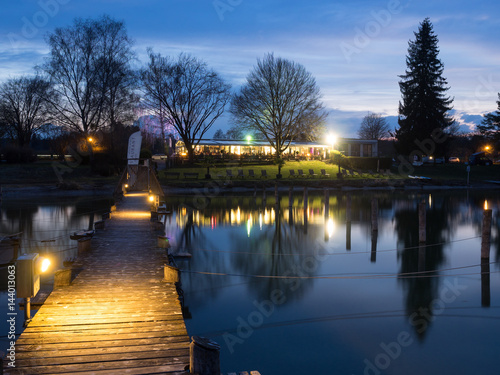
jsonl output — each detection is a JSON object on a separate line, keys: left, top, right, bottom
{"left": 418, "top": 244, "right": 426, "bottom": 272}
{"left": 275, "top": 183, "right": 279, "bottom": 206}
{"left": 346, "top": 194, "right": 352, "bottom": 223}
{"left": 189, "top": 336, "right": 220, "bottom": 375}
{"left": 371, "top": 230, "right": 377, "bottom": 263}
{"left": 481, "top": 209, "right": 492, "bottom": 259}
{"left": 481, "top": 258, "right": 490, "bottom": 307}
{"left": 346, "top": 222, "right": 351, "bottom": 250}
{"left": 324, "top": 189, "right": 329, "bottom": 218}
{"left": 94, "top": 220, "right": 105, "bottom": 230}
{"left": 77, "top": 237, "right": 91, "bottom": 253}
{"left": 371, "top": 198, "right": 378, "bottom": 232}
{"left": 419, "top": 201, "right": 426, "bottom": 243}
{"left": 53, "top": 268, "right": 72, "bottom": 288}
{"left": 163, "top": 264, "right": 179, "bottom": 283}
{"left": 158, "top": 235, "right": 170, "bottom": 248}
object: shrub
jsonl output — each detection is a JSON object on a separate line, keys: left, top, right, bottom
{"left": 2, "top": 146, "right": 37, "bottom": 163}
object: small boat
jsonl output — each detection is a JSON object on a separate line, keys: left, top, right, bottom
{"left": 70, "top": 230, "right": 95, "bottom": 240}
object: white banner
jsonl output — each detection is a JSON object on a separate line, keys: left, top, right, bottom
{"left": 127, "top": 131, "right": 142, "bottom": 165}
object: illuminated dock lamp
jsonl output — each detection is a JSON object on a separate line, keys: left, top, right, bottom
{"left": 17, "top": 253, "right": 51, "bottom": 325}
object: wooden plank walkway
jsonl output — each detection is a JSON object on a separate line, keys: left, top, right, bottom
{"left": 5, "top": 192, "right": 190, "bottom": 374}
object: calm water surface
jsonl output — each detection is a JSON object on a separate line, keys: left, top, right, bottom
{"left": 1, "top": 190, "right": 499, "bottom": 374}
{"left": 0, "top": 196, "right": 112, "bottom": 358}
{"left": 166, "top": 189, "right": 500, "bottom": 375}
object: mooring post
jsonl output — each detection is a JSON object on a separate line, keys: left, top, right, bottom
{"left": 371, "top": 230, "right": 377, "bottom": 263}
{"left": 77, "top": 237, "right": 91, "bottom": 253}
{"left": 346, "top": 194, "right": 352, "bottom": 250}
{"left": 418, "top": 244, "right": 426, "bottom": 272}
{"left": 324, "top": 189, "right": 329, "bottom": 218}
{"left": 163, "top": 264, "right": 179, "bottom": 283}
{"left": 481, "top": 258, "right": 490, "bottom": 307}
{"left": 481, "top": 205, "right": 492, "bottom": 259}
{"left": 419, "top": 200, "right": 426, "bottom": 243}
{"left": 371, "top": 198, "right": 378, "bottom": 232}
{"left": 303, "top": 187, "right": 308, "bottom": 234}
{"left": 54, "top": 269, "right": 72, "bottom": 288}
{"left": 346, "top": 194, "right": 352, "bottom": 223}
{"left": 190, "top": 336, "right": 220, "bottom": 375}
{"left": 275, "top": 182, "right": 279, "bottom": 206}
{"left": 346, "top": 222, "right": 351, "bottom": 251}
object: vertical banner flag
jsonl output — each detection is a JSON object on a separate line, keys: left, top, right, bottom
{"left": 127, "top": 131, "right": 142, "bottom": 165}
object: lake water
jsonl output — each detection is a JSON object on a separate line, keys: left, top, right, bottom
{"left": 0, "top": 196, "right": 113, "bottom": 359}
{"left": 165, "top": 189, "right": 500, "bottom": 375}
{"left": 1, "top": 190, "right": 499, "bottom": 374}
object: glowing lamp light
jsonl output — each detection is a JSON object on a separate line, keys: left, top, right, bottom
{"left": 327, "top": 134, "right": 337, "bottom": 147}
{"left": 148, "top": 195, "right": 155, "bottom": 203}
{"left": 484, "top": 200, "right": 488, "bottom": 210}
{"left": 35, "top": 257, "right": 51, "bottom": 274}
{"left": 124, "top": 184, "right": 129, "bottom": 188}
{"left": 485, "top": 146, "right": 490, "bottom": 151}
{"left": 88, "top": 137, "right": 93, "bottom": 143}
{"left": 246, "top": 135, "right": 252, "bottom": 143}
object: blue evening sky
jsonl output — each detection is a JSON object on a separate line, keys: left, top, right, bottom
{"left": 1, "top": 0, "right": 499, "bottom": 137}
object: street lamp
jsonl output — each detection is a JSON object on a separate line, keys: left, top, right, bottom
{"left": 327, "top": 134, "right": 337, "bottom": 154}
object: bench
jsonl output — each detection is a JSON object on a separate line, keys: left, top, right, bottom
{"left": 184, "top": 172, "right": 199, "bottom": 179}
{"left": 165, "top": 172, "right": 180, "bottom": 179}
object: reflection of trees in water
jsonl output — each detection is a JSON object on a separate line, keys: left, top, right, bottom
{"left": 227, "top": 204, "right": 327, "bottom": 304}
{"left": 394, "top": 194, "right": 460, "bottom": 339}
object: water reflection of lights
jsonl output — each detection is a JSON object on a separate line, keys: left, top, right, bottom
{"left": 326, "top": 218, "right": 335, "bottom": 239}
{"left": 484, "top": 200, "right": 488, "bottom": 210}
{"left": 259, "top": 212, "right": 263, "bottom": 229}
{"left": 247, "top": 217, "right": 252, "bottom": 237}
{"left": 428, "top": 194, "right": 432, "bottom": 208}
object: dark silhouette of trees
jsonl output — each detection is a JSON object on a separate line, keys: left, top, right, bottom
{"left": 477, "top": 93, "right": 500, "bottom": 141}
{"left": 0, "top": 75, "right": 54, "bottom": 147}
{"left": 396, "top": 18, "right": 454, "bottom": 156}
{"left": 141, "top": 51, "right": 231, "bottom": 163}
{"left": 42, "top": 15, "right": 136, "bottom": 137}
{"left": 230, "top": 53, "right": 326, "bottom": 159}
{"left": 358, "top": 112, "right": 390, "bottom": 140}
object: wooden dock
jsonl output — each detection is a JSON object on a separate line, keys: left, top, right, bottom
{"left": 5, "top": 192, "right": 190, "bottom": 374}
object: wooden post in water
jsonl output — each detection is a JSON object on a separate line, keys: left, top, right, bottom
{"left": 163, "top": 264, "right": 179, "bottom": 283}
{"left": 481, "top": 207, "right": 492, "bottom": 259}
{"left": 324, "top": 189, "right": 329, "bottom": 218}
{"left": 371, "top": 230, "right": 377, "bottom": 263}
{"left": 370, "top": 198, "right": 378, "bottom": 262}
{"left": 190, "top": 336, "right": 220, "bottom": 375}
{"left": 481, "top": 258, "right": 490, "bottom": 307}
{"left": 54, "top": 269, "right": 72, "bottom": 288}
{"left": 303, "top": 187, "right": 308, "bottom": 234}
{"left": 418, "top": 244, "right": 426, "bottom": 272}
{"left": 275, "top": 182, "right": 279, "bottom": 206}
{"left": 419, "top": 201, "right": 426, "bottom": 244}
{"left": 371, "top": 198, "right": 378, "bottom": 233}
{"left": 346, "top": 194, "right": 351, "bottom": 250}
{"left": 88, "top": 213, "right": 94, "bottom": 231}
{"left": 77, "top": 237, "right": 91, "bottom": 253}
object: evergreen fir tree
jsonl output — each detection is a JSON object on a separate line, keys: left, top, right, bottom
{"left": 396, "top": 18, "right": 454, "bottom": 156}
{"left": 477, "top": 93, "right": 500, "bottom": 141}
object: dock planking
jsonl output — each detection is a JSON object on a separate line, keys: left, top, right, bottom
{"left": 5, "top": 192, "right": 190, "bottom": 374}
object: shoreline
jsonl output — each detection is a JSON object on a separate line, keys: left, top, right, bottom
{"left": 2, "top": 178, "right": 499, "bottom": 198}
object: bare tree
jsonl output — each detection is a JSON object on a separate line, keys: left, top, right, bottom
{"left": 43, "top": 15, "right": 136, "bottom": 138}
{"left": 0, "top": 75, "right": 54, "bottom": 147}
{"left": 213, "top": 128, "right": 226, "bottom": 139}
{"left": 230, "top": 53, "right": 326, "bottom": 159}
{"left": 141, "top": 51, "right": 231, "bottom": 162}
{"left": 358, "top": 112, "right": 390, "bottom": 140}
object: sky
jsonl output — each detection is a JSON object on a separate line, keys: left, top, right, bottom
{"left": 1, "top": 0, "right": 499, "bottom": 138}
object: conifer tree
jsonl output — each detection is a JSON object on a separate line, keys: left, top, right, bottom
{"left": 477, "top": 93, "right": 500, "bottom": 141}
{"left": 396, "top": 18, "right": 454, "bottom": 156}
